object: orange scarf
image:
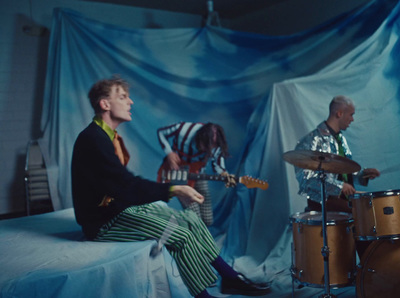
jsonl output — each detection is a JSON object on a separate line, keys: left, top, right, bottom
{"left": 113, "top": 132, "right": 130, "bottom": 166}
{"left": 98, "top": 132, "right": 130, "bottom": 207}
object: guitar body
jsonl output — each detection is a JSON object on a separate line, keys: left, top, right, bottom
{"left": 157, "top": 160, "right": 205, "bottom": 187}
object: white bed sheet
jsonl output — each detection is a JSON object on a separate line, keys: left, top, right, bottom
{"left": 0, "top": 208, "right": 190, "bottom": 298}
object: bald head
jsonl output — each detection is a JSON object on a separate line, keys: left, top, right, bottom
{"left": 329, "top": 95, "right": 354, "bottom": 117}
{"left": 327, "top": 95, "right": 355, "bottom": 132}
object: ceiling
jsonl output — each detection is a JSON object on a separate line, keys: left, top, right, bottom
{"left": 81, "top": 0, "right": 286, "bottom": 19}
{"left": 79, "top": 0, "right": 376, "bottom": 35}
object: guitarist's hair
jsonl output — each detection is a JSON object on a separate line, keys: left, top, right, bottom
{"left": 195, "top": 123, "right": 229, "bottom": 158}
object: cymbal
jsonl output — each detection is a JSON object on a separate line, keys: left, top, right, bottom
{"left": 283, "top": 150, "right": 361, "bottom": 174}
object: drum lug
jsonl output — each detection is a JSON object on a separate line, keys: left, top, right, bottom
{"left": 298, "top": 269, "right": 303, "bottom": 278}
{"left": 290, "top": 265, "right": 302, "bottom": 278}
{"left": 367, "top": 268, "right": 376, "bottom": 273}
{"left": 347, "top": 271, "right": 353, "bottom": 279}
{"left": 346, "top": 226, "right": 352, "bottom": 234}
{"left": 373, "top": 226, "right": 377, "bottom": 234}
{"left": 369, "top": 198, "right": 373, "bottom": 207}
{"left": 297, "top": 223, "right": 303, "bottom": 233}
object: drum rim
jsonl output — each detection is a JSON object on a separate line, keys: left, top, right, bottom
{"left": 291, "top": 270, "right": 354, "bottom": 289}
{"left": 291, "top": 278, "right": 354, "bottom": 289}
{"left": 350, "top": 189, "right": 400, "bottom": 199}
{"left": 289, "top": 211, "right": 353, "bottom": 225}
{"left": 355, "top": 234, "right": 400, "bottom": 241}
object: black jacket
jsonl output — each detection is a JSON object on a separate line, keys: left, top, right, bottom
{"left": 71, "top": 122, "right": 171, "bottom": 239}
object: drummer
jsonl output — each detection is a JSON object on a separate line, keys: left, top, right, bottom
{"left": 294, "top": 95, "right": 380, "bottom": 213}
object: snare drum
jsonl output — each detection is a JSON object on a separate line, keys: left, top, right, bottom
{"left": 351, "top": 190, "right": 400, "bottom": 240}
{"left": 356, "top": 239, "right": 400, "bottom": 298}
{"left": 290, "top": 211, "right": 356, "bottom": 287}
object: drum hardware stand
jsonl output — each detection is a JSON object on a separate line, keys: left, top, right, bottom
{"left": 290, "top": 242, "right": 305, "bottom": 298}
{"left": 282, "top": 150, "right": 361, "bottom": 297}
{"left": 317, "top": 164, "right": 337, "bottom": 298}
{"left": 290, "top": 241, "right": 297, "bottom": 298}
{"left": 288, "top": 167, "right": 337, "bottom": 298}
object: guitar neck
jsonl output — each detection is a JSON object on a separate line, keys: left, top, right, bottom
{"left": 158, "top": 164, "right": 268, "bottom": 190}
{"left": 187, "top": 173, "right": 238, "bottom": 183}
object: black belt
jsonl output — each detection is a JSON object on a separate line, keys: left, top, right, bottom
{"left": 306, "top": 199, "right": 322, "bottom": 212}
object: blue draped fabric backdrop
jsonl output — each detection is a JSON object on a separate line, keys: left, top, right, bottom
{"left": 40, "top": 0, "right": 400, "bottom": 284}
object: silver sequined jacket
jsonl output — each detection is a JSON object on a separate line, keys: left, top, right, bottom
{"left": 295, "top": 121, "right": 368, "bottom": 203}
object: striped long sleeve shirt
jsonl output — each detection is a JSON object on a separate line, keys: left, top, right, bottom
{"left": 157, "top": 122, "right": 226, "bottom": 174}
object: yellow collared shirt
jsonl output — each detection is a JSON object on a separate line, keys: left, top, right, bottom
{"left": 93, "top": 116, "right": 116, "bottom": 141}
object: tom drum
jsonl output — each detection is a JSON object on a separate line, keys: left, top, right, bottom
{"left": 351, "top": 190, "right": 400, "bottom": 240}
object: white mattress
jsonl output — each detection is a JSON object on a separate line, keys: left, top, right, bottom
{"left": 0, "top": 208, "right": 190, "bottom": 298}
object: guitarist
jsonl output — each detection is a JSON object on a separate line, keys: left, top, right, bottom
{"left": 157, "top": 122, "right": 236, "bottom": 226}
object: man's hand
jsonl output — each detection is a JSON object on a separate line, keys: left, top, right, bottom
{"left": 221, "top": 171, "right": 237, "bottom": 188}
{"left": 363, "top": 168, "right": 380, "bottom": 180}
{"left": 170, "top": 185, "right": 204, "bottom": 207}
{"left": 166, "top": 152, "right": 181, "bottom": 170}
{"left": 341, "top": 182, "right": 356, "bottom": 196}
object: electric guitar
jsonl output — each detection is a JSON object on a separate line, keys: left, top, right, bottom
{"left": 157, "top": 161, "right": 269, "bottom": 190}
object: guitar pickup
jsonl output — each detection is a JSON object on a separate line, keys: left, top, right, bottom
{"left": 169, "top": 169, "right": 189, "bottom": 182}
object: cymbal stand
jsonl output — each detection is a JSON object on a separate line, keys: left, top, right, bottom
{"left": 317, "top": 163, "right": 336, "bottom": 298}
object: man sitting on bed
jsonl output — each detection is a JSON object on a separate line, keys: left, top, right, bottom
{"left": 71, "top": 76, "right": 270, "bottom": 298}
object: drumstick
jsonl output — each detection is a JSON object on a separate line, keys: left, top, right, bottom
{"left": 375, "top": 164, "right": 400, "bottom": 175}
{"left": 361, "top": 164, "right": 400, "bottom": 179}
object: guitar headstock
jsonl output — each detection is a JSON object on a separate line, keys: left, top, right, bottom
{"left": 239, "top": 176, "right": 269, "bottom": 190}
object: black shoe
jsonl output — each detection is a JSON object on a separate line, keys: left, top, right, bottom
{"left": 221, "top": 273, "right": 271, "bottom": 296}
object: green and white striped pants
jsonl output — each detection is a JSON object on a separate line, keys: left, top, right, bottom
{"left": 95, "top": 203, "right": 220, "bottom": 296}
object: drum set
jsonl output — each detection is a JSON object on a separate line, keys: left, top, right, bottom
{"left": 283, "top": 150, "right": 400, "bottom": 298}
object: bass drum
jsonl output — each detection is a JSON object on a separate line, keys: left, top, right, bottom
{"left": 356, "top": 239, "right": 400, "bottom": 298}
{"left": 290, "top": 211, "right": 356, "bottom": 287}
